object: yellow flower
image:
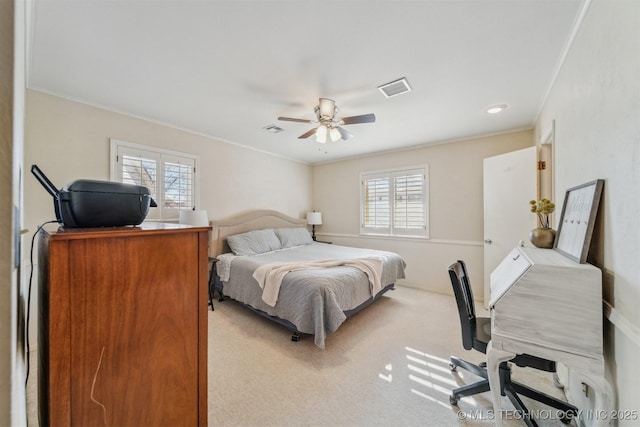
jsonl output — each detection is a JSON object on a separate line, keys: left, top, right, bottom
{"left": 529, "top": 199, "right": 555, "bottom": 228}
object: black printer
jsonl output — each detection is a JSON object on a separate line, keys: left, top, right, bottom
{"left": 32, "top": 164, "right": 156, "bottom": 228}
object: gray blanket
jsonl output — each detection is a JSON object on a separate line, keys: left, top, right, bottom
{"left": 221, "top": 243, "right": 406, "bottom": 348}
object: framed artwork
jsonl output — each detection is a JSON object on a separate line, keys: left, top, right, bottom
{"left": 554, "top": 179, "right": 604, "bottom": 263}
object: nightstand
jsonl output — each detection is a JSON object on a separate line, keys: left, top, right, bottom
{"left": 208, "top": 257, "right": 219, "bottom": 311}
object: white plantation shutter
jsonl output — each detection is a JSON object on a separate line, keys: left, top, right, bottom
{"left": 361, "top": 166, "right": 428, "bottom": 237}
{"left": 362, "top": 175, "right": 391, "bottom": 233}
{"left": 393, "top": 172, "right": 425, "bottom": 234}
{"left": 121, "top": 154, "right": 158, "bottom": 199}
{"left": 111, "top": 139, "right": 198, "bottom": 221}
{"left": 162, "top": 155, "right": 195, "bottom": 219}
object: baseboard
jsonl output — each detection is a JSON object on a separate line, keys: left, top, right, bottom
{"left": 602, "top": 300, "right": 640, "bottom": 347}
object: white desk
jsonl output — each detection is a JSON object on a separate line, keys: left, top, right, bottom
{"left": 488, "top": 246, "right": 613, "bottom": 426}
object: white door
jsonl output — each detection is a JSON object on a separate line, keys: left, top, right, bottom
{"left": 483, "top": 146, "right": 537, "bottom": 305}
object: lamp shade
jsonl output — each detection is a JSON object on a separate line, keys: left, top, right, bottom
{"left": 329, "top": 127, "right": 341, "bottom": 142}
{"left": 315, "top": 125, "right": 327, "bottom": 143}
{"left": 179, "top": 210, "right": 209, "bottom": 227}
{"left": 306, "top": 211, "right": 322, "bottom": 225}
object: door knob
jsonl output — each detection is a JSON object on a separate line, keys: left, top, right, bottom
{"left": 484, "top": 239, "right": 492, "bottom": 244}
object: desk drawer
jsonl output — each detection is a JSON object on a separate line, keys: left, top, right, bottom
{"left": 490, "top": 247, "right": 531, "bottom": 306}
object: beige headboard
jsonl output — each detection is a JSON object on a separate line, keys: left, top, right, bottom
{"left": 210, "top": 209, "right": 307, "bottom": 257}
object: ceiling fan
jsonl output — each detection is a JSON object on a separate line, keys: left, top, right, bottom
{"left": 278, "top": 98, "right": 375, "bottom": 143}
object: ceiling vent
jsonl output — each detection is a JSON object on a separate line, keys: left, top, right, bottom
{"left": 263, "top": 124, "right": 284, "bottom": 133}
{"left": 378, "top": 77, "right": 412, "bottom": 98}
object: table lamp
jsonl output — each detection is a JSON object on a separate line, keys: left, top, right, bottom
{"left": 306, "top": 211, "right": 322, "bottom": 241}
{"left": 179, "top": 209, "right": 209, "bottom": 227}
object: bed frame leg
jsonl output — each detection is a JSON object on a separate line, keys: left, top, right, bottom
{"left": 291, "top": 332, "right": 300, "bottom": 342}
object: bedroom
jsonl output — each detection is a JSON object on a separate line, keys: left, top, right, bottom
{"left": 2, "top": 0, "right": 638, "bottom": 426}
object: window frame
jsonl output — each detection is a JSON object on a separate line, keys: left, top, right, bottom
{"left": 360, "top": 165, "right": 429, "bottom": 238}
{"left": 109, "top": 139, "right": 200, "bottom": 222}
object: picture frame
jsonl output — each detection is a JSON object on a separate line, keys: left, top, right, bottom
{"left": 554, "top": 179, "right": 604, "bottom": 263}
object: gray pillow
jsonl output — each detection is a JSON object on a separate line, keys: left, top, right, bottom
{"left": 274, "top": 227, "right": 314, "bottom": 248}
{"left": 226, "top": 228, "right": 282, "bottom": 256}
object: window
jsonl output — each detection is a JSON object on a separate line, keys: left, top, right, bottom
{"left": 110, "top": 139, "right": 199, "bottom": 222}
{"left": 360, "top": 166, "right": 428, "bottom": 237}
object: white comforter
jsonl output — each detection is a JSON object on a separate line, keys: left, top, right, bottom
{"left": 252, "top": 257, "right": 384, "bottom": 306}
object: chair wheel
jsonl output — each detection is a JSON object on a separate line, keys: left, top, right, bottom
{"left": 449, "top": 362, "right": 457, "bottom": 371}
{"left": 449, "top": 394, "right": 459, "bottom": 405}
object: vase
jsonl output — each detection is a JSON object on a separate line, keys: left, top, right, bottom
{"left": 529, "top": 227, "right": 556, "bottom": 249}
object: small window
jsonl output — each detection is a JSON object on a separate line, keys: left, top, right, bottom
{"left": 110, "top": 139, "right": 199, "bottom": 222}
{"left": 360, "top": 166, "right": 429, "bottom": 237}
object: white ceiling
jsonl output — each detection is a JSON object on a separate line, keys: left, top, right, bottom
{"left": 28, "top": 0, "right": 586, "bottom": 164}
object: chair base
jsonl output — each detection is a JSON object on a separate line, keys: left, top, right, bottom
{"left": 449, "top": 356, "right": 488, "bottom": 405}
{"left": 450, "top": 358, "right": 578, "bottom": 426}
{"left": 500, "top": 363, "right": 578, "bottom": 426}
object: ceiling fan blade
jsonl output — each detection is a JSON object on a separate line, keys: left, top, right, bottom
{"left": 278, "top": 116, "right": 315, "bottom": 123}
{"left": 339, "top": 113, "right": 376, "bottom": 125}
{"left": 298, "top": 127, "right": 318, "bottom": 139}
{"left": 335, "top": 126, "right": 354, "bottom": 140}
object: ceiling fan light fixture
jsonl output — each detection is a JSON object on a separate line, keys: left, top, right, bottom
{"left": 318, "top": 98, "right": 336, "bottom": 119}
{"left": 316, "top": 125, "right": 328, "bottom": 143}
{"left": 329, "top": 127, "right": 341, "bottom": 142}
{"left": 279, "top": 97, "right": 374, "bottom": 143}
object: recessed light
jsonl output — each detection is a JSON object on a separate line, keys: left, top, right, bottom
{"left": 487, "top": 104, "right": 508, "bottom": 114}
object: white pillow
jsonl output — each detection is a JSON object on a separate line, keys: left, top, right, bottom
{"left": 226, "top": 228, "right": 282, "bottom": 256}
{"left": 274, "top": 227, "right": 314, "bottom": 248}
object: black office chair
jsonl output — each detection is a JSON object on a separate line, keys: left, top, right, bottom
{"left": 447, "top": 260, "right": 577, "bottom": 426}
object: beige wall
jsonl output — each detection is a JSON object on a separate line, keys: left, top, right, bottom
{"left": 312, "top": 130, "right": 533, "bottom": 298}
{"left": 24, "top": 90, "right": 313, "bottom": 236}
{"left": 535, "top": 0, "right": 639, "bottom": 423}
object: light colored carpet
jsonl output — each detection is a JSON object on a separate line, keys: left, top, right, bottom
{"left": 27, "top": 286, "right": 576, "bottom": 426}
{"left": 208, "top": 286, "right": 576, "bottom": 427}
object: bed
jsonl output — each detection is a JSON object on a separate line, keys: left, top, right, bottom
{"left": 210, "top": 210, "right": 406, "bottom": 348}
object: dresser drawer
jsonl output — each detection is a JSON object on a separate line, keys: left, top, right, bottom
{"left": 489, "top": 247, "right": 531, "bottom": 306}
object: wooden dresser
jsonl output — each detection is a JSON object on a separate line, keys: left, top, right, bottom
{"left": 37, "top": 223, "right": 209, "bottom": 426}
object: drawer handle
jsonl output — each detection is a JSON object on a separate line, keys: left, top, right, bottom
{"left": 512, "top": 254, "right": 520, "bottom": 261}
